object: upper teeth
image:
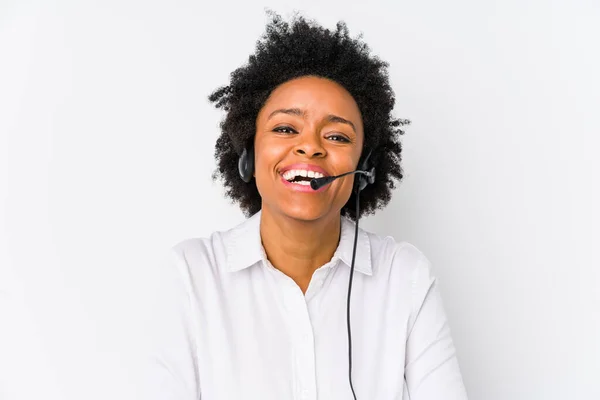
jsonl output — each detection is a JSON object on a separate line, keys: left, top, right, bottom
{"left": 282, "top": 169, "right": 325, "bottom": 181}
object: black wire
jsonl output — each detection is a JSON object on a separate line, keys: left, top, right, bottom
{"left": 347, "top": 191, "right": 360, "bottom": 400}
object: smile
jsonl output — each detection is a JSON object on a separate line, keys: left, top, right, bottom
{"left": 281, "top": 169, "right": 325, "bottom": 183}
{"left": 280, "top": 175, "right": 328, "bottom": 192}
{"left": 279, "top": 164, "right": 330, "bottom": 193}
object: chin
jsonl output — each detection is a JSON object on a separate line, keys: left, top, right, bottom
{"left": 278, "top": 203, "right": 333, "bottom": 222}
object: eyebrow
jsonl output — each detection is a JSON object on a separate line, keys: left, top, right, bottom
{"left": 267, "top": 108, "right": 356, "bottom": 133}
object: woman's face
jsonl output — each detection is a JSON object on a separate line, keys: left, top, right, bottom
{"left": 254, "top": 75, "right": 364, "bottom": 222}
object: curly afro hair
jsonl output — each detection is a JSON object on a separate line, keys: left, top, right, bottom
{"left": 208, "top": 11, "right": 410, "bottom": 221}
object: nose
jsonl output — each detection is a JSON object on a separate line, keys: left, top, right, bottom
{"left": 293, "top": 132, "right": 326, "bottom": 158}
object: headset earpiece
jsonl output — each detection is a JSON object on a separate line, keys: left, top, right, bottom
{"left": 355, "top": 149, "right": 375, "bottom": 192}
{"left": 238, "top": 146, "right": 254, "bottom": 183}
{"left": 365, "top": 166, "right": 376, "bottom": 185}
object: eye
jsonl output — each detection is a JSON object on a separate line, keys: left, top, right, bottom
{"left": 273, "top": 126, "right": 298, "bottom": 134}
{"left": 327, "top": 134, "right": 351, "bottom": 143}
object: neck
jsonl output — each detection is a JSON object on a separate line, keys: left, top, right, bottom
{"left": 260, "top": 206, "right": 341, "bottom": 294}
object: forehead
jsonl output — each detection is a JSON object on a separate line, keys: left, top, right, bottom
{"left": 258, "top": 76, "right": 363, "bottom": 126}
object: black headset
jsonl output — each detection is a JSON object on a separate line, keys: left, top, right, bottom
{"left": 238, "top": 144, "right": 375, "bottom": 193}
{"left": 237, "top": 145, "right": 255, "bottom": 183}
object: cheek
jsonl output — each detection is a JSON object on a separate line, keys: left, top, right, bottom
{"left": 252, "top": 157, "right": 270, "bottom": 201}
{"left": 330, "top": 153, "right": 359, "bottom": 196}
{"left": 254, "top": 159, "right": 269, "bottom": 187}
{"left": 253, "top": 142, "right": 283, "bottom": 185}
{"left": 332, "top": 149, "right": 360, "bottom": 173}
{"left": 338, "top": 174, "right": 357, "bottom": 197}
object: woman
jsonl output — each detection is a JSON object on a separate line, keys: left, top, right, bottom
{"left": 146, "top": 12, "right": 468, "bottom": 400}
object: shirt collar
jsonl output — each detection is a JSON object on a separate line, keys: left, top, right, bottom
{"left": 335, "top": 215, "right": 373, "bottom": 275}
{"left": 226, "top": 211, "right": 264, "bottom": 272}
{"left": 225, "top": 210, "right": 372, "bottom": 276}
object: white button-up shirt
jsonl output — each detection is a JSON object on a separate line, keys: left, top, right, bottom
{"left": 141, "top": 210, "right": 467, "bottom": 400}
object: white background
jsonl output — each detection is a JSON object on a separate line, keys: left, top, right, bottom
{"left": 1, "top": 0, "right": 599, "bottom": 399}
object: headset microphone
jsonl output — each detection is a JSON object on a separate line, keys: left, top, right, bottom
{"left": 309, "top": 169, "right": 375, "bottom": 191}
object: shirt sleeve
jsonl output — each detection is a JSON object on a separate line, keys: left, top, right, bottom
{"left": 404, "top": 253, "right": 468, "bottom": 399}
{"left": 134, "top": 247, "right": 201, "bottom": 400}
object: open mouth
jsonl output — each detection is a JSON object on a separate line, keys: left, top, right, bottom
{"left": 281, "top": 169, "right": 326, "bottom": 186}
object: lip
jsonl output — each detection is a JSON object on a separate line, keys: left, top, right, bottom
{"left": 279, "top": 163, "right": 330, "bottom": 193}
{"left": 279, "top": 163, "right": 330, "bottom": 176}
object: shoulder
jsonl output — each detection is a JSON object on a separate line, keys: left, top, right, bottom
{"left": 167, "top": 227, "right": 233, "bottom": 276}
{"left": 163, "top": 217, "right": 256, "bottom": 288}
{"left": 366, "top": 229, "right": 430, "bottom": 271}
{"left": 365, "top": 229, "right": 436, "bottom": 295}
{"left": 168, "top": 212, "right": 261, "bottom": 273}
{"left": 170, "top": 236, "right": 217, "bottom": 264}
